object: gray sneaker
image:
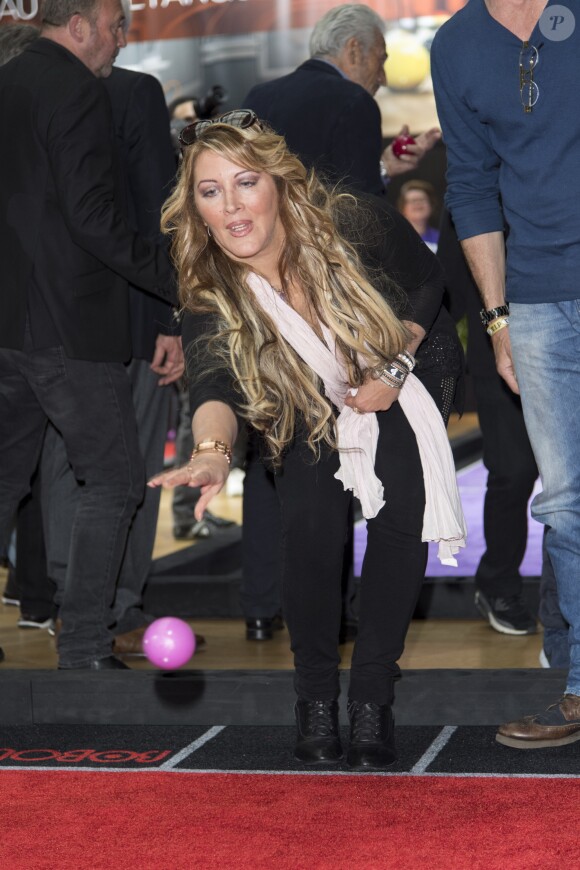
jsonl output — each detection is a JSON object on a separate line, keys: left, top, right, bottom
{"left": 475, "top": 590, "right": 537, "bottom": 635}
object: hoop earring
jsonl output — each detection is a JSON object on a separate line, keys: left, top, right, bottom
{"left": 206, "top": 226, "right": 212, "bottom": 237}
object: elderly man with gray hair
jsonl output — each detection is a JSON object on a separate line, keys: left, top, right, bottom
{"left": 244, "top": 2, "right": 439, "bottom": 197}
{"left": 239, "top": 3, "right": 441, "bottom": 643}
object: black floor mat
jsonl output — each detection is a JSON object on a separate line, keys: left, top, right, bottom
{"left": 1, "top": 724, "right": 579, "bottom": 776}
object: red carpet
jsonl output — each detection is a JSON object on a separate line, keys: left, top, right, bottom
{"left": 2, "top": 771, "right": 578, "bottom": 869}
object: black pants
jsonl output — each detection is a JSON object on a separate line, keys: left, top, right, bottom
{"left": 0, "top": 337, "right": 143, "bottom": 667}
{"left": 241, "top": 371, "right": 453, "bottom": 622}
{"left": 273, "top": 403, "right": 426, "bottom": 705}
{"left": 15, "top": 468, "right": 56, "bottom": 617}
{"left": 241, "top": 434, "right": 281, "bottom": 619}
{"left": 474, "top": 374, "right": 541, "bottom": 598}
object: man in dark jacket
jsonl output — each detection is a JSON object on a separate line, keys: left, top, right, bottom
{"left": 0, "top": 0, "right": 176, "bottom": 669}
{"left": 40, "top": 65, "right": 185, "bottom": 656}
{"left": 244, "top": 3, "right": 440, "bottom": 197}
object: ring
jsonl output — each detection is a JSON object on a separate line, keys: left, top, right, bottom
{"left": 352, "top": 406, "right": 361, "bottom": 414}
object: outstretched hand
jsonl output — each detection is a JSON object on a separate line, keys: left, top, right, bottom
{"left": 148, "top": 453, "right": 230, "bottom": 521}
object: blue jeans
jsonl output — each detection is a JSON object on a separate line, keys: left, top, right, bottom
{"left": 510, "top": 301, "right": 580, "bottom": 695}
{"left": 0, "top": 337, "right": 144, "bottom": 667}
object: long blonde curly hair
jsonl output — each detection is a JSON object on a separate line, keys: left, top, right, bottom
{"left": 161, "top": 119, "right": 409, "bottom": 463}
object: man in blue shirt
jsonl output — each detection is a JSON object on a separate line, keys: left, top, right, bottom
{"left": 432, "top": 0, "right": 580, "bottom": 749}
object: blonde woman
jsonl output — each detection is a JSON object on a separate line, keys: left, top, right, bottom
{"left": 149, "top": 111, "right": 465, "bottom": 770}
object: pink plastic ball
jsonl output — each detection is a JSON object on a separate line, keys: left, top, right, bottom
{"left": 142, "top": 617, "right": 196, "bottom": 669}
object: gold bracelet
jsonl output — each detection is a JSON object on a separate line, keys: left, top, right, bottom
{"left": 486, "top": 317, "right": 510, "bottom": 337}
{"left": 190, "top": 440, "right": 232, "bottom": 464}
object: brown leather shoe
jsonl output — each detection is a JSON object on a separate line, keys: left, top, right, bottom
{"left": 113, "top": 625, "right": 206, "bottom": 656}
{"left": 113, "top": 626, "right": 148, "bottom": 656}
{"left": 496, "top": 694, "right": 580, "bottom": 749}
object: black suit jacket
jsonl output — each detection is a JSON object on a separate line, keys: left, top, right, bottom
{"left": 104, "top": 68, "right": 177, "bottom": 362}
{"left": 0, "top": 38, "right": 175, "bottom": 362}
{"left": 244, "top": 59, "right": 385, "bottom": 197}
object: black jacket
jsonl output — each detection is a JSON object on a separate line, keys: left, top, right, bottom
{"left": 0, "top": 38, "right": 175, "bottom": 362}
{"left": 244, "top": 59, "right": 385, "bottom": 197}
{"left": 104, "top": 67, "right": 177, "bottom": 362}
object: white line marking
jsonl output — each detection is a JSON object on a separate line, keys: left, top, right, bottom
{"left": 1, "top": 766, "right": 579, "bottom": 779}
{"left": 411, "top": 726, "right": 458, "bottom": 774}
{"left": 158, "top": 726, "right": 226, "bottom": 770}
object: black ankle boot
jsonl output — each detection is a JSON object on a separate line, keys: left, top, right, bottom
{"left": 294, "top": 698, "right": 343, "bottom": 764}
{"left": 347, "top": 701, "right": 396, "bottom": 770}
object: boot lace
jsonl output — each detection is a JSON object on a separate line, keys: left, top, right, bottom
{"left": 349, "top": 702, "right": 382, "bottom": 742}
{"left": 304, "top": 701, "right": 336, "bottom": 737}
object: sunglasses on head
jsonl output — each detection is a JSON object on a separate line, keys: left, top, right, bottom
{"left": 179, "top": 109, "right": 262, "bottom": 148}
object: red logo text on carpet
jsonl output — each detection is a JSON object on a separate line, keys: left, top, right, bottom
{"left": 0, "top": 749, "right": 172, "bottom": 764}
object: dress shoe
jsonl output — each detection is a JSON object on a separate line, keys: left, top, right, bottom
{"left": 294, "top": 698, "right": 343, "bottom": 764}
{"left": 204, "top": 510, "right": 236, "bottom": 529}
{"left": 113, "top": 625, "right": 206, "bottom": 655}
{"left": 339, "top": 618, "right": 359, "bottom": 644}
{"left": 113, "top": 626, "right": 148, "bottom": 656}
{"left": 346, "top": 700, "right": 397, "bottom": 770}
{"left": 245, "top": 612, "right": 284, "bottom": 641}
{"left": 173, "top": 510, "right": 235, "bottom": 541}
{"left": 59, "top": 655, "right": 130, "bottom": 670}
{"left": 496, "top": 694, "right": 580, "bottom": 749}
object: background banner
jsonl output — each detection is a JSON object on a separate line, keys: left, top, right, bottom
{"left": 0, "top": 0, "right": 466, "bottom": 135}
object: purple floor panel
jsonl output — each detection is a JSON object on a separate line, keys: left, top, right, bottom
{"left": 354, "top": 460, "right": 543, "bottom": 578}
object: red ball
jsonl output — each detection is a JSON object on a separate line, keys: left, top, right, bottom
{"left": 392, "top": 134, "right": 416, "bottom": 158}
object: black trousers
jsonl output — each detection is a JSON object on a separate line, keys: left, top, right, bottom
{"left": 273, "top": 403, "right": 426, "bottom": 705}
{"left": 473, "top": 374, "right": 541, "bottom": 598}
{"left": 0, "top": 337, "right": 143, "bottom": 667}
{"left": 240, "top": 434, "right": 281, "bottom": 619}
{"left": 15, "top": 468, "right": 56, "bottom": 617}
{"left": 241, "top": 366, "right": 456, "bottom": 622}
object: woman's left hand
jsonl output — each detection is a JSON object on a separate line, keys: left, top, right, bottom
{"left": 343, "top": 378, "right": 401, "bottom": 414}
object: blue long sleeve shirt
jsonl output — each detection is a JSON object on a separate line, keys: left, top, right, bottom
{"left": 431, "top": 0, "right": 580, "bottom": 303}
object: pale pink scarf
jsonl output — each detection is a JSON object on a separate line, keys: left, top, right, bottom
{"left": 247, "top": 273, "right": 467, "bottom": 566}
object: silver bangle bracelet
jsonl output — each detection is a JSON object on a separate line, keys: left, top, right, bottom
{"left": 379, "top": 373, "right": 404, "bottom": 389}
{"left": 397, "top": 350, "right": 416, "bottom": 372}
